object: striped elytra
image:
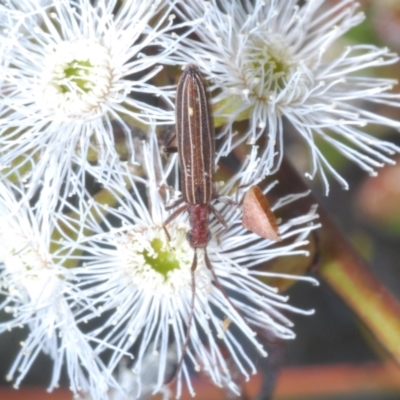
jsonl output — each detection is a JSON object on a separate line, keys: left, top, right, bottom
{"left": 175, "top": 64, "right": 215, "bottom": 205}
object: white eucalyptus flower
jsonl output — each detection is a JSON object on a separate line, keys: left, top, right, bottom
{"left": 171, "top": 0, "right": 400, "bottom": 193}
{"left": 0, "top": 182, "right": 119, "bottom": 399}
{"left": 70, "top": 131, "right": 319, "bottom": 398}
{"left": 0, "top": 0, "right": 194, "bottom": 202}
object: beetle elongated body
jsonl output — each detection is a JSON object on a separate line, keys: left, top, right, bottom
{"left": 164, "top": 64, "right": 225, "bottom": 250}
{"left": 163, "top": 64, "right": 226, "bottom": 382}
{"left": 176, "top": 65, "right": 215, "bottom": 205}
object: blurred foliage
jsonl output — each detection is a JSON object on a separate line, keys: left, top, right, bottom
{"left": 356, "top": 160, "right": 400, "bottom": 236}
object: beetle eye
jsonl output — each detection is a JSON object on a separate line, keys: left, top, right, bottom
{"left": 186, "top": 231, "right": 192, "bottom": 243}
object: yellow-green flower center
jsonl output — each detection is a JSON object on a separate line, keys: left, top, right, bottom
{"left": 121, "top": 227, "right": 196, "bottom": 294}
{"left": 41, "top": 39, "right": 112, "bottom": 116}
{"left": 142, "top": 238, "right": 180, "bottom": 279}
{"left": 252, "top": 44, "right": 291, "bottom": 91}
{"left": 215, "top": 35, "right": 300, "bottom": 121}
{"left": 60, "top": 60, "right": 93, "bottom": 94}
{"left": 241, "top": 34, "right": 300, "bottom": 101}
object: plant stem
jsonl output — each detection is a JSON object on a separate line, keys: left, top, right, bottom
{"left": 276, "top": 158, "right": 400, "bottom": 364}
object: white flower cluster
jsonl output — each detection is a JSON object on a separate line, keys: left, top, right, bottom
{"left": 0, "top": 0, "right": 192, "bottom": 205}
{"left": 0, "top": 0, "right": 398, "bottom": 399}
{"left": 172, "top": 0, "right": 400, "bottom": 193}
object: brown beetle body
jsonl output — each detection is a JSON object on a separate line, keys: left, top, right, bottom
{"left": 164, "top": 65, "right": 221, "bottom": 251}
{"left": 176, "top": 65, "right": 215, "bottom": 206}
{"left": 163, "top": 65, "right": 226, "bottom": 383}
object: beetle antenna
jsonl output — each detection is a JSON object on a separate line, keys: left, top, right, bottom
{"left": 204, "top": 250, "right": 272, "bottom": 350}
{"left": 165, "top": 249, "right": 197, "bottom": 386}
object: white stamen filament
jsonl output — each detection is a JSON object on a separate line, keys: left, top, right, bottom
{"left": 39, "top": 39, "right": 112, "bottom": 117}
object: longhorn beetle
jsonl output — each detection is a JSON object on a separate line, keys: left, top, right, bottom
{"left": 163, "top": 64, "right": 230, "bottom": 381}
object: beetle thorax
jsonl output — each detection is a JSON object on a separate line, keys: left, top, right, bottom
{"left": 186, "top": 204, "right": 210, "bottom": 248}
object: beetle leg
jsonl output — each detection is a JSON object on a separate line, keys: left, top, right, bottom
{"left": 164, "top": 146, "right": 178, "bottom": 154}
{"left": 165, "top": 196, "right": 185, "bottom": 211}
{"left": 209, "top": 204, "right": 228, "bottom": 229}
{"left": 215, "top": 194, "right": 237, "bottom": 206}
{"left": 163, "top": 204, "right": 187, "bottom": 242}
{"left": 164, "top": 131, "right": 177, "bottom": 153}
